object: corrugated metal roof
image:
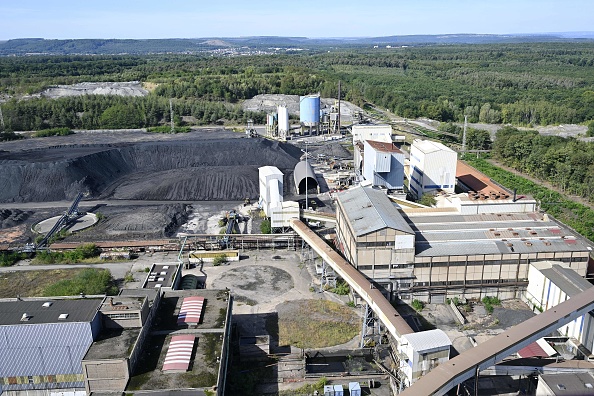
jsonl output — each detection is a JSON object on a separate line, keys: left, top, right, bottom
{"left": 337, "top": 187, "right": 414, "bottom": 236}
{"left": 0, "top": 321, "right": 93, "bottom": 376}
{"left": 534, "top": 262, "right": 593, "bottom": 297}
{"left": 403, "top": 329, "right": 451, "bottom": 353}
{"left": 0, "top": 298, "right": 102, "bottom": 325}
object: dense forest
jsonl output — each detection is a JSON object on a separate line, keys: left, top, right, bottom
{"left": 1, "top": 43, "right": 594, "bottom": 131}
{"left": 492, "top": 127, "right": 594, "bottom": 200}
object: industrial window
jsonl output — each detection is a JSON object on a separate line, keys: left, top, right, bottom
{"left": 358, "top": 265, "right": 372, "bottom": 270}
{"left": 106, "top": 312, "right": 139, "bottom": 320}
{"left": 28, "top": 376, "right": 33, "bottom": 384}
{"left": 374, "top": 265, "right": 389, "bottom": 270}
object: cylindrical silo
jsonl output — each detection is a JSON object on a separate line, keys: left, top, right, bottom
{"left": 278, "top": 105, "right": 289, "bottom": 134}
{"left": 300, "top": 94, "right": 321, "bottom": 126}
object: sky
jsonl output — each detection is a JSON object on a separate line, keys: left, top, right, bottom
{"left": 1, "top": 0, "right": 593, "bottom": 40}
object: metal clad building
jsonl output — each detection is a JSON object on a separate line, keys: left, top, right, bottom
{"left": 0, "top": 298, "right": 103, "bottom": 393}
{"left": 335, "top": 187, "right": 416, "bottom": 295}
{"left": 409, "top": 139, "right": 457, "bottom": 199}
{"left": 259, "top": 166, "right": 284, "bottom": 217}
{"left": 525, "top": 261, "right": 594, "bottom": 352}
{"left": 363, "top": 140, "right": 405, "bottom": 190}
{"left": 351, "top": 124, "right": 392, "bottom": 145}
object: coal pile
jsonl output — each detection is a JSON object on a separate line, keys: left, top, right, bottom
{"left": 0, "top": 209, "right": 32, "bottom": 228}
{"left": 310, "top": 143, "right": 352, "bottom": 159}
{"left": 0, "top": 137, "right": 302, "bottom": 203}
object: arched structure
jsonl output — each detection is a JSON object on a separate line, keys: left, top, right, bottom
{"left": 293, "top": 160, "right": 318, "bottom": 195}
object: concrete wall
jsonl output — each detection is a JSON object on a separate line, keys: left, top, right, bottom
{"left": 82, "top": 359, "right": 129, "bottom": 393}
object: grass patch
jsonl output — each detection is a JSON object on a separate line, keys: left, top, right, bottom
{"left": 278, "top": 300, "right": 359, "bottom": 348}
{"left": 34, "top": 127, "right": 73, "bottom": 137}
{"left": 0, "top": 269, "right": 89, "bottom": 297}
{"left": 0, "top": 252, "right": 27, "bottom": 267}
{"left": 43, "top": 268, "right": 118, "bottom": 296}
{"left": 278, "top": 377, "right": 329, "bottom": 396}
{"left": 146, "top": 125, "right": 190, "bottom": 133}
{"left": 32, "top": 243, "right": 100, "bottom": 264}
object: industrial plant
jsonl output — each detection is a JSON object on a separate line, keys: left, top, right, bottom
{"left": 1, "top": 90, "right": 594, "bottom": 396}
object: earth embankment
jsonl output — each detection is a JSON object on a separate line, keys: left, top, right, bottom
{"left": 0, "top": 137, "right": 301, "bottom": 203}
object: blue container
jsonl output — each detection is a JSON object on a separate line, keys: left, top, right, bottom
{"left": 300, "top": 95, "right": 321, "bottom": 125}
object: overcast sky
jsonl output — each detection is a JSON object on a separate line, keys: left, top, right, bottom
{"left": 1, "top": 0, "right": 592, "bottom": 40}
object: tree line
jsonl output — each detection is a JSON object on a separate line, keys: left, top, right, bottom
{"left": 1, "top": 43, "right": 594, "bottom": 131}
{"left": 492, "top": 127, "right": 594, "bottom": 200}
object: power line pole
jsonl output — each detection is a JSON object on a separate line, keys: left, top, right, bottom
{"left": 0, "top": 105, "right": 5, "bottom": 130}
{"left": 462, "top": 115, "right": 468, "bottom": 153}
{"left": 170, "top": 99, "right": 174, "bottom": 133}
{"left": 337, "top": 80, "right": 341, "bottom": 134}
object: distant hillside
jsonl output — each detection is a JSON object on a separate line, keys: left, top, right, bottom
{"left": 1, "top": 34, "right": 593, "bottom": 55}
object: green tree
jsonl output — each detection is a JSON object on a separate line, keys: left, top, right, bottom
{"left": 587, "top": 121, "right": 594, "bottom": 137}
{"left": 419, "top": 194, "right": 436, "bottom": 207}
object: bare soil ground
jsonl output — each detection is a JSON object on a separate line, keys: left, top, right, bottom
{"left": 41, "top": 81, "right": 148, "bottom": 98}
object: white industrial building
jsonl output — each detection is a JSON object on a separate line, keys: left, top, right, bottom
{"left": 351, "top": 124, "right": 393, "bottom": 145}
{"left": 270, "top": 201, "right": 300, "bottom": 231}
{"left": 362, "top": 140, "right": 405, "bottom": 190}
{"left": 259, "top": 166, "right": 284, "bottom": 217}
{"left": 397, "top": 329, "right": 451, "bottom": 387}
{"left": 409, "top": 139, "right": 457, "bottom": 199}
{"left": 524, "top": 261, "right": 594, "bottom": 352}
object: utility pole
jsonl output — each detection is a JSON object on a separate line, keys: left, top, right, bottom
{"left": 462, "top": 115, "right": 468, "bottom": 154}
{"left": 170, "top": 99, "right": 174, "bottom": 133}
{"left": 337, "top": 80, "right": 341, "bottom": 134}
{"left": 0, "top": 105, "right": 5, "bottom": 130}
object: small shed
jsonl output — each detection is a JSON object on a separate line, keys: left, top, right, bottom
{"left": 333, "top": 384, "right": 344, "bottom": 396}
{"left": 349, "top": 382, "right": 362, "bottom": 396}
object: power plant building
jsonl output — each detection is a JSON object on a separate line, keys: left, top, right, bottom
{"left": 409, "top": 139, "right": 457, "bottom": 199}
{"left": 335, "top": 186, "right": 592, "bottom": 303}
{"left": 362, "top": 140, "right": 405, "bottom": 190}
{"left": 259, "top": 166, "right": 284, "bottom": 217}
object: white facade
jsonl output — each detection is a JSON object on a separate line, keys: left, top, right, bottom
{"left": 435, "top": 193, "right": 539, "bottom": 214}
{"left": 270, "top": 201, "right": 300, "bottom": 229}
{"left": 351, "top": 124, "right": 392, "bottom": 145}
{"left": 259, "top": 166, "right": 284, "bottom": 217}
{"left": 398, "top": 329, "right": 451, "bottom": 386}
{"left": 278, "top": 105, "right": 289, "bottom": 135}
{"left": 362, "top": 140, "right": 405, "bottom": 190}
{"left": 409, "top": 139, "right": 457, "bottom": 199}
{"left": 524, "top": 261, "right": 594, "bottom": 352}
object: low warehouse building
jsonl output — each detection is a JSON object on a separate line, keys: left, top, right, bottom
{"left": 0, "top": 297, "right": 104, "bottom": 393}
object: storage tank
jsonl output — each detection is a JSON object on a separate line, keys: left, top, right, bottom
{"left": 278, "top": 105, "right": 289, "bottom": 134}
{"left": 300, "top": 94, "right": 321, "bottom": 126}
